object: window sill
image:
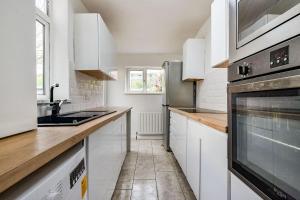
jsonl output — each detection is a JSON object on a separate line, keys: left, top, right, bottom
{"left": 124, "top": 92, "right": 164, "bottom": 95}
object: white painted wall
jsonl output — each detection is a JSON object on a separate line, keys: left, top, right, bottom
{"left": 107, "top": 53, "right": 181, "bottom": 136}
{"left": 195, "top": 17, "right": 228, "bottom": 112}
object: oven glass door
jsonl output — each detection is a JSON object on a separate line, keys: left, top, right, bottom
{"left": 232, "top": 88, "right": 300, "bottom": 199}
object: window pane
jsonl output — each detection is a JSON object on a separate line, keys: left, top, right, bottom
{"left": 36, "top": 20, "right": 45, "bottom": 95}
{"left": 146, "top": 69, "right": 163, "bottom": 93}
{"left": 35, "top": 0, "right": 48, "bottom": 15}
{"left": 129, "top": 71, "right": 143, "bottom": 92}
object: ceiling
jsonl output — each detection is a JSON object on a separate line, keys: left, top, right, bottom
{"left": 82, "top": 0, "right": 212, "bottom": 54}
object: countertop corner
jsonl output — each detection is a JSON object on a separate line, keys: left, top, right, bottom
{"left": 169, "top": 107, "right": 228, "bottom": 133}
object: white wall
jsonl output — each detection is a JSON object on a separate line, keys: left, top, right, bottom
{"left": 195, "top": 17, "right": 228, "bottom": 112}
{"left": 107, "top": 53, "right": 181, "bottom": 136}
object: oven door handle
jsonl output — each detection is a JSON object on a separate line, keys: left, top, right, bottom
{"left": 228, "top": 75, "right": 300, "bottom": 93}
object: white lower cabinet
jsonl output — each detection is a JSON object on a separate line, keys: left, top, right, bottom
{"left": 88, "top": 114, "right": 127, "bottom": 200}
{"left": 231, "top": 173, "right": 262, "bottom": 200}
{"left": 170, "top": 112, "right": 188, "bottom": 174}
{"left": 170, "top": 111, "right": 228, "bottom": 200}
{"left": 187, "top": 120, "right": 201, "bottom": 199}
{"left": 187, "top": 119, "right": 228, "bottom": 200}
{"left": 198, "top": 122, "right": 228, "bottom": 200}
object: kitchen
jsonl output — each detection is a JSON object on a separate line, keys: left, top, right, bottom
{"left": 0, "top": 0, "right": 299, "bottom": 200}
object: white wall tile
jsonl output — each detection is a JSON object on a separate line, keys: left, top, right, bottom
{"left": 195, "top": 17, "right": 228, "bottom": 112}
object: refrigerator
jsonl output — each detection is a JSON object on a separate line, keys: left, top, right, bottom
{"left": 162, "top": 61, "right": 195, "bottom": 151}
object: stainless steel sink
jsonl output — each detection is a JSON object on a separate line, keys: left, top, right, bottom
{"left": 38, "top": 111, "right": 116, "bottom": 127}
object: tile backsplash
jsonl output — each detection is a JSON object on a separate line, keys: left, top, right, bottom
{"left": 195, "top": 17, "right": 228, "bottom": 112}
{"left": 37, "top": 71, "right": 104, "bottom": 117}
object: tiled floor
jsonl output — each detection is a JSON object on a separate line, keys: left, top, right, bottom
{"left": 112, "top": 139, "right": 196, "bottom": 200}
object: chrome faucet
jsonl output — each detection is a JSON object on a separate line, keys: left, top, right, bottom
{"left": 50, "top": 83, "right": 67, "bottom": 116}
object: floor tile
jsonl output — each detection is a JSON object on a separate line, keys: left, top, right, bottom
{"left": 176, "top": 171, "right": 197, "bottom": 200}
{"left": 156, "top": 171, "right": 185, "bottom": 200}
{"left": 134, "top": 167, "right": 156, "bottom": 179}
{"left": 152, "top": 145, "right": 169, "bottom": 156}
{"left": 113, "top": 139, "right": 196, "bottom": 200}
{"left": 122, "top": 152, "right": 138, "bottom": 170}
{"left": 131, "top": 180, "right": 158, "bottom": 200}
{"left": 156, "top": 171, "right": 182, "bottom": 192}
{"left": 119, "top": 169, "right": 135, "bottom": 179}
{"left": 183, "top": 189, "right": 197, "bottom": 200}
{"left": 154, "top": 155, "right": 174, "bottom": 172}
{"left": 112, "top": 189, "right": 131, "bottom": 200}
{"left": 116, "top": 178, "right": 134, "bottom": 190}
{"left": 157, "top": 190, "right": 186, "bottom": 200}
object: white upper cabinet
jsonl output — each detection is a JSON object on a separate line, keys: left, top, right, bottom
{"left": 211, "top": 0, "right": 229, "bottom": 68}
{"left": 74, "top": 13, "right": 116, "bottom": 80}
{"left": 182, "top": 39, "right": 205, "bottom": 81}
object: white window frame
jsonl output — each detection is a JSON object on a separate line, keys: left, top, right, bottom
{"left": 36, "top": 0, "right": 51, "bottom": 101}
{"left": 125, "top": 67, "right": 164, "bottom": 95}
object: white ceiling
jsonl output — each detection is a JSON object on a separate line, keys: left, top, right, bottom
{"left": 82, "top": 0, "right": 212, "bottom": 54}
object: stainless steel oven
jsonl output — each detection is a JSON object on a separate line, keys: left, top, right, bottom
{"left": 228, "top": 36, "right": 300, "bottom": 200}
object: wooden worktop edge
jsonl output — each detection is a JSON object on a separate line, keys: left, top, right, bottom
{"left": 0, "top": 107, "right": 131, "bottom": 193}
{"left": 169, "top": 107, "right": 228, "bottom": 133}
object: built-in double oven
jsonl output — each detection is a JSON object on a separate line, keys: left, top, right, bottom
{"left": 228, "top": 35, "right": 300, "bottom": 200}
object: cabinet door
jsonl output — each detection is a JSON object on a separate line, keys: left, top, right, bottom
{"left": 88, "top": 122, "right": 114, "bottom": 200}
{"left": 75, "top": 13, "right": 116, "bottom": 74}
{"left": 88, "top": 118, "right": 124, "bottom": 200}
{"left": 200, "top": 124, "right": 228, "bottom": 200}
{"left": 177, "top": 114, "right": 187, "bottom": 174}
{"left": 182, "top": 39, "right": 205, "bottom": 80}
{"left": 121, "top": 114, "right": 127, "bottom": 158}
{"left": 112, "top": 118, "right": 123, "bottom": 182}
{"left": 74, "top": 14, "right": 99, "bottom": 69}
{"left": 98, "top": 15, "right": 112, "bottom": 70}
{"left": 170, "top": 112, "right": 188, "bottom": 174}
{"left": 170, "top": 112, "right": 176, "bottom": 154}
{"left": 187, "top": 120, "right": 202, "bottom": 200}
{"left": 211, "top": 0, "right": 229, "bottom": 67}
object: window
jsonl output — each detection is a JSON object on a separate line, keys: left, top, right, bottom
{"left": 126, "top": 67, "right": 164, "bottom": 94}
{"left": 35, "top": 0, "right": 51, "bottom": 99}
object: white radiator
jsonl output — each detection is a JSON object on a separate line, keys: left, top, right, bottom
{"left": 138, "top": 112, "right": 163, "bottom": 135}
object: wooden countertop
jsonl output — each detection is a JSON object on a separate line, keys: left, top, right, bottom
{"left": 169, "top": 107, "right": 228, "bottom": 133}
{"left": 0, "top": 107, "right": 131, "bottom": 193}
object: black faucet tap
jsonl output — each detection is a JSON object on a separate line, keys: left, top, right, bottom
{"left": 49, "top": 83, "right": 66, "bottom": 116}
{"left": 50, "top": 83, "right": 59, "bottom": 103}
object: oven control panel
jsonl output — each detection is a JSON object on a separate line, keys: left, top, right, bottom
{"left": 270, "top": 46, "right": 289, "bottom": 68}
{"left": 237, "top": 62, "right": 251, "bottom": 76}
{"left": 228, "top": 35, "right": 300, "bottom": 82}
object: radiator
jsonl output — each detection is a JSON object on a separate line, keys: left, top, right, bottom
{"left": 138, "top": 112, "right": 163, "bottom": 135}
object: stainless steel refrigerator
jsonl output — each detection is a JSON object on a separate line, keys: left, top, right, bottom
{"left": 162, "top": 61, "right": 195, "bottom": 151}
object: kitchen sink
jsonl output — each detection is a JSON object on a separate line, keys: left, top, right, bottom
{"left": 38, "top": 111, "right": 116, "bottom": 127}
